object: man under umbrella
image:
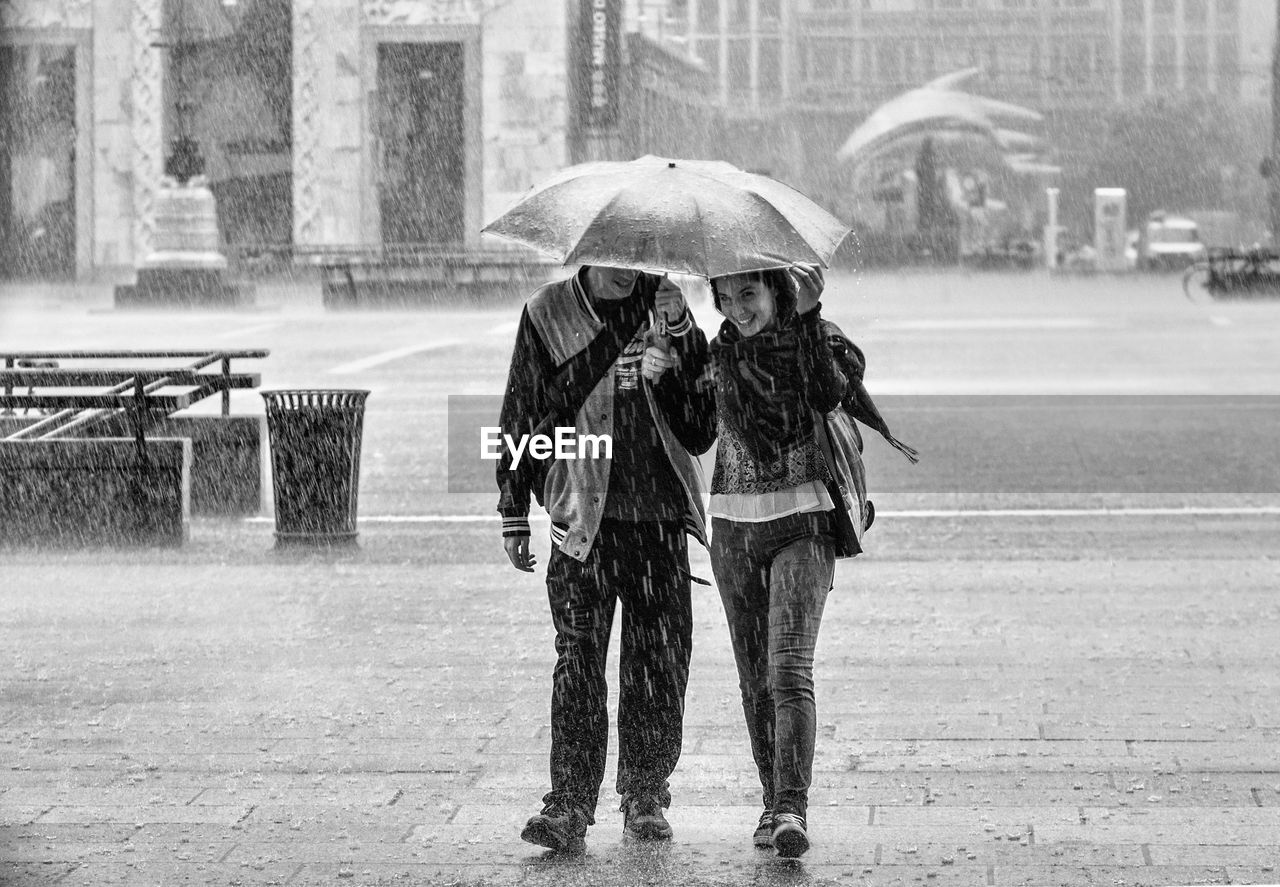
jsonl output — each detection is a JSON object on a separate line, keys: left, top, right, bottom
{"left": 496, "top": 264, "right": 716, "bottom": 853}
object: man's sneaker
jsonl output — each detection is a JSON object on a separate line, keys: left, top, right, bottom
{"left": 620, "top": 793, "right": 673, "bottom": 841}
{"left": 752, "top": 809, "right": 774, "bottom": 847}
{"left": 520, "top": 804, "right": 588, "bottom": 854}
{"left": 772, "top": 812, "right": 809, "bottom": 858}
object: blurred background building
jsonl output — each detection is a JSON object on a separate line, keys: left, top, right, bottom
{"left": 0, "top": 0, "right": 1272, "bottom": 281}
{"left": 657, "top": 0, "right": 1272, "bottom": 247}
{"left": 0, "top": 0, "right": 719, "bottom": 281}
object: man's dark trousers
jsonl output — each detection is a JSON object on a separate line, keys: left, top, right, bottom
{"left": 542, "top": 518, "right": 693, "bottom": 820}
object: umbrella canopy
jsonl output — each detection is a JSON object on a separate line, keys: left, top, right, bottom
{"left": 482, "top": 156, "right": 850, "bottom": 279}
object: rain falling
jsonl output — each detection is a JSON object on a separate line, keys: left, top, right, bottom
{"left": 2, "top": 1, "right": 1280, "bottom": 886}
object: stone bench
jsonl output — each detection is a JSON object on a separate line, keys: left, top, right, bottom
{"left": 0, "top": 438, "right": 190, "bottom": 547}
{"left": 316, "top": 246, "right": 558, "bottom": 308}
{"left": 1, "top": 351, "right": 270, "bottom": 532}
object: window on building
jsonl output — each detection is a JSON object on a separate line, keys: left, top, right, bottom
{"left": 731, "top": 0, "right": 750, "bottom": 31}
{"left": 694, "top": 37, "right": 720, "bottom": 75}
{"left": 1053, "top": 38, "right": 1093, "bottom": 81}
{"left": 1184, "top": 0, "right": 1206, "bottom": 24}
{"left": 759, "top": 0, "right": 781, "bottom": 24}
{"left": 758, "top": 38, "right": 781, "bottom": 96}
{"left": 1153, "top": 34, "right": 1176, "bottom": 87}
{"left": 877, "top": 41, "right": 899, "bottom": 84}
{"left": 698, "top": 0, "right": 720, "bottom": 29}
{"left": 1216, "top": 33, "right": 1239, "bottom": 94}
{"left": 1120, "top": 0, "right": 1142, "bottom": 23}
{"left": 1120, "top": 46, "right": 1144, "bottom": 95}
{"left": 727, "top": 38, "right": 751, "bottom": 94}
{"left": 1185, "top": 35, "right": 1208, "bottom": 91}
{"left": 1216, "top": 0, "right": 1238, "bottom": 19}
{"left": 802, "top": 37, "right": 848, "bottom": 85}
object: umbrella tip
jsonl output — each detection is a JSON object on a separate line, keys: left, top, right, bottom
{"left": 668, "top": 162, "right": 676, "bottom": 169}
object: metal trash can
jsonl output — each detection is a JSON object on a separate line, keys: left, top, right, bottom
{"left": 262, "top": 389, "right": 369, "bottom": 548}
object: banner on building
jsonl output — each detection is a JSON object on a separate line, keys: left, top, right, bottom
{"left": 575, "top": 0, "right": 621, "bottom": 129}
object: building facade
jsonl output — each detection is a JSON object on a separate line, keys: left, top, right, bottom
{"left": 0, "top": 0, "right": 717, "bottom": 281}
{"left": 671, "top": 0, "right": 1252, "bottom": 112}
{"left": 658, "top": 0, "right": 1265, "bottom": 235}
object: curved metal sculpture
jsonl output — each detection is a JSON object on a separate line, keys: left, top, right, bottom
{"left": 837, "top": 69, "right": 1050, "bottom": 176}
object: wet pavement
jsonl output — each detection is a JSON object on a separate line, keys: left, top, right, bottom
{"left": 3, "top": 271, "right": 1280, "bottom": 886}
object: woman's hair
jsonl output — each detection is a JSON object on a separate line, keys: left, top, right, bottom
{"left": 711, "top": 268, "right": 798, "bottom": 323}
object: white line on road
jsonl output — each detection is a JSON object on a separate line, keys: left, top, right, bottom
{"left": 1209, "top": 316, "right": 1233, "bottom": 327}
{"left": 211, "top": 322, "right": 279, "bottom": 341}
{"left": 871, "top": 318, "right": 1104, "bottom": 331}
{"left": 328, "top": 340, "right": 464, "bottom": 374}
{"left": 245, "top": 506, "right": 1280, "bottom": 524}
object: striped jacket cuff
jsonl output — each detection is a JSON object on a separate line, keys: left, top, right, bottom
{"left": 666, "top": 309, "right": 694, "bottom": 337}
{"left": 502, "top": 516, "right": 530, "bottom": 537}
{"left": 549, "top": 523, "right": 569, "bottom": 548}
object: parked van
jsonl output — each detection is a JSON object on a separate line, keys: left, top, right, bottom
{"left": 1137, "top": 212, "right": 1206, "bottom": 271}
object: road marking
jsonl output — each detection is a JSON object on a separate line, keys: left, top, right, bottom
{"left": 865, "top": 378, "right": 1271, "bottom": 394}
{"left": 328, "top": 340, "right": 464, "bottom": 374}
{"left": 245, "top": 506, "right": 1280, "bottom": 524}
{"left": 1209, "top": 316, "right": 1232, "bottom": 327}
{"left": 871, "top": 318, "right": 1103, "bottom": 331}
{"left": 212, "top": 322, "right": 278, "bottom": 340}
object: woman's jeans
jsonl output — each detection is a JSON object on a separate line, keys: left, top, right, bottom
{"left": 710, "top": 512, "right": 835, "bottom": 820}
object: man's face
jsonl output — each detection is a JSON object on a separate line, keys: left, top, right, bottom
{"left": 586, "top": 266, "right": 640, "bottom": 301}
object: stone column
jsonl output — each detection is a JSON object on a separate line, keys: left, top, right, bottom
{"left": 131, "top": 0, "right": 164, "bottom": 265}
{"left": 293, "top": 0, "right": 323, "bottom": 246}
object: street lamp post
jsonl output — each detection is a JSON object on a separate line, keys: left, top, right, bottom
{"left": 113, "top": 0, "right": 252, "bottom": 308}
{"left": 160, "top": 0, "right": 205, "bottom": 183}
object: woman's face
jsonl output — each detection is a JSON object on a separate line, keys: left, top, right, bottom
{"left": 715, "top": 274, "right": 777, "bottom": 338}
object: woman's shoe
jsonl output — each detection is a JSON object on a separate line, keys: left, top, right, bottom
{"left": 772, "top": 811, "right": 809, "bottom": 858}
{"left": 752, "top": 809, "right": 774, "bottom": 847}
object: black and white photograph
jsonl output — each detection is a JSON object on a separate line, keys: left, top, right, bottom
{"left": 2, "top": 0, "right": 1279, "bottom": 885}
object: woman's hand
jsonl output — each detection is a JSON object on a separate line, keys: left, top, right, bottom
{"left": 792, "top": 263, "right": 824, "bottom": 315}
{"left": 641, "top": 344, "right": 679, "bottom": 382}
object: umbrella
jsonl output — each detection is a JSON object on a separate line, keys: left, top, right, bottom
{"left": 481, "top": 155, "right": 850, "bottom": 279}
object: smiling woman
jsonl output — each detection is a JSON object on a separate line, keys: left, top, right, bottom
{"left": 711, "top": 268, "right": 792, "bottom": 338}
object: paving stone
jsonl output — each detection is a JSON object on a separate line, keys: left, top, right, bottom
{"left": 5, "top": 516, "right": 1280, "bottom": 886}
{"left": 1148, "top": 844, "right": 1280, "bottom": 866}
{"left": 876, "top": 841, "right": 1143, "bottom": 866}
{"left": 33, "top": 804, "right": 250, "bottom": 825}
{"left": 0, "top": 861, "right": 78, "bottom": 886}
{"left": 993, "top": 865, "right": 1233, "bottom": 886}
